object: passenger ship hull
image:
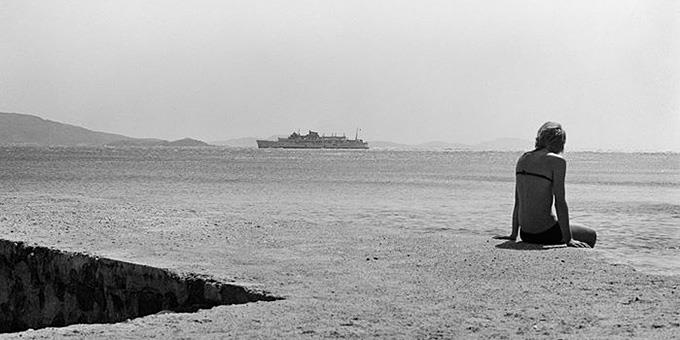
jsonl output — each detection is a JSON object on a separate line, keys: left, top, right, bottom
{"left": 256, "top": 140, "right": 368, "bottom": 149}
{"left": 256, "top": 130, "right": 369, "bottom": 149}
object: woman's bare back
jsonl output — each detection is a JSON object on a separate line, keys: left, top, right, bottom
{"left": 515, "top": 150, "right": 562, "bottom": 234}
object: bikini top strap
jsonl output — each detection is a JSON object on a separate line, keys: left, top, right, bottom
{"left": 516, "top": 170, "right": 553, "bottom": 182}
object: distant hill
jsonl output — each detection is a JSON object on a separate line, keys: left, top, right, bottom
{"left": 106, "top": 137, "right": 211, "bottom": 147}
{"left": 0, "top": 112, "right": 132, "bottom": 146}
{"left": 471, "top": 138, "right": 533, "bottom": 151}
{"left": 167, "top": 138, "right": 210, "bottom": 147}
{"left": 369, "top": 141, "right": 412, "bottom": 149}
{"left": 212, "top": 135, "right": 287, "bottom": 148}
{"left": 103, "top": 138, "right": 168, "bottom": 147}
{"left": 369, "top": 138, "right": 530, "bottom": 151}
{"left": 416, "top": 141, "right": 472, "bottom": 150}
{"left": 369, "top": 141, "right": 470, "bottom": 150}
{"left": 212, "top": 137, "right": 259, "bottom": 147}
{"left": 0, "top": 112, "right": 211, "bottom": 147}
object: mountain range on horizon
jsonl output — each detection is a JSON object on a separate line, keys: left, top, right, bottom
{"left": 0, "top": 112, "right": 209, "bottom": 147}
{"left": 2, "top": 111, "right": 632, "bottom": 151}
{"left": 212, "top": 137, "right": 535, "bottom": 151}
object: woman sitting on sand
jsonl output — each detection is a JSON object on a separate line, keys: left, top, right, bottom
{"left": 495, "top": 122, "right": 597, "bottom": 248}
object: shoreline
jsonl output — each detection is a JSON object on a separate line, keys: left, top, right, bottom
{"left": 1, "top": 198, "right": 678, "bottom": 338}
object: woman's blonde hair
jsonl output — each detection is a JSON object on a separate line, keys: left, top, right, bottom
{"left": 535, "top": 122, "right": 566, "bottom": 153}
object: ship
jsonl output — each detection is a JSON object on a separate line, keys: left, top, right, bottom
{"left": 256, "top": 130, "right": 369, "bottom": 149}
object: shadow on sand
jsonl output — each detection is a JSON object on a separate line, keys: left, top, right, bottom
{"left": 494, "top": 240, "right": 566, "bottom": 251}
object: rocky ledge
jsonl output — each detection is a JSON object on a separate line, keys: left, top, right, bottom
{"left": 0, "top": 239, "right": 280, "bottom": 333}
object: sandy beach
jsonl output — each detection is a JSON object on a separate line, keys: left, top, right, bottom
{"left": 0, "top": 190, "right": 678, "bottom": 339}
{"left": 3, "top": 0, "right": 679, "bottom": 337}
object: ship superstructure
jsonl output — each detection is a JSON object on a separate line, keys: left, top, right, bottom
{"left": 257, "top": 130, "right": 369, "bottom": 149}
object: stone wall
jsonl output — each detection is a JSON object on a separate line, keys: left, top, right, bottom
{"left": 0, "top": 239, "right": 279, "bottom": 333}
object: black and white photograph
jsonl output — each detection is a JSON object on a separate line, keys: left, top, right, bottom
{"left": 1, "top": 0, "right": 678, "bottom": 338}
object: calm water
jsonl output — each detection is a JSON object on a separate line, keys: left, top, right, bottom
{"left": 1, "top": 147, "right": 678, "bottom": 276}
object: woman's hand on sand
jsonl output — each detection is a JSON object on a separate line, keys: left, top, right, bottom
{"left": 493, "top": 235, "right": 517, "bottom": 241}
{"left": 567, "top": 240, "right": 591, "bottom": 248}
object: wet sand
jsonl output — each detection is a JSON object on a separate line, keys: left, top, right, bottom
{"left": 0, "top": 191, "right": 678, "bottom": 339}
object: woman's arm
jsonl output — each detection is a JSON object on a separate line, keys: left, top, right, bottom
{"left": 552, "top": 156, "right": 571, "bottom": 242}
{"left": 511, "top": 185, "right": 519, "bottom": 238}
{"left": 552, "top": 156, "right": 590, "bottom": 248}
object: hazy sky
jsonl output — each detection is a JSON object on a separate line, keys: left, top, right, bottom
{"left": 1, "top": 0, "right": 678, "bottom": 151}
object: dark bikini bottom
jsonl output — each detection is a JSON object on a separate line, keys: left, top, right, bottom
{"left": 520, "top": 222, "right": 564, "bottom": 245}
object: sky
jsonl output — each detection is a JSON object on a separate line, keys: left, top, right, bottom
{"left": 1, "top": 0, "right": 678, "bottom": 151}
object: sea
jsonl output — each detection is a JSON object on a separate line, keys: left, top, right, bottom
{"left": 1, "top": 147, "right": 678, "bottom": 276}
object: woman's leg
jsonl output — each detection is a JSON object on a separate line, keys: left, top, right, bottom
{"left": 571, "top": 223, "right": 597, "bottom": 248}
